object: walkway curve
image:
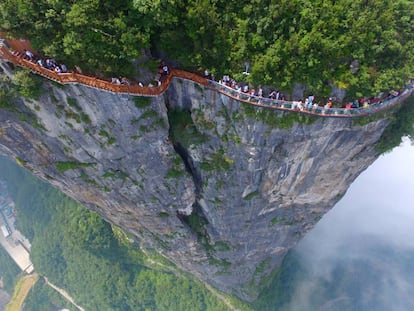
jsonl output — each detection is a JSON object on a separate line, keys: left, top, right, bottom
{"left": 0, "top": 37, "right": 412, "bottom": 118}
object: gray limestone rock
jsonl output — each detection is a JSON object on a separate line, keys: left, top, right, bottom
{"left": 0, "top": 66, "right": 392, "bottom": 301}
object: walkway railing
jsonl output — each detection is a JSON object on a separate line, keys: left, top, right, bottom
{"left": 210, "top": 80, "right": 414, "bottom": 118}
{"left": 0, "top": 44, "right": 178, "bottom": 96}
{"left": 0, "top": 40, "right": 412, "bottom": 118}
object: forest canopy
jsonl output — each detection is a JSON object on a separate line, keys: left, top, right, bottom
{"left": 0, "top": 0, "right": 413, "bottom": 97}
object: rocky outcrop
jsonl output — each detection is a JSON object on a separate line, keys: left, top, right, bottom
{"left": 0, "top": 61, "right": 391, "bottom": 301}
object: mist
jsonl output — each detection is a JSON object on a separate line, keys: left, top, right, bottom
{"left": 281, "top": 137, "right": 414, "bottom": 311}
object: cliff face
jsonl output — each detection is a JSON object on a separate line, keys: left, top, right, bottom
{"left": 0, "top": 63, "right": 389, "bottom": 301}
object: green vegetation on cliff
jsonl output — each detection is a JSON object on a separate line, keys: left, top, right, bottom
{"left": 376, "top": 95, "right": 414, "bottom": 153}
{"left": 0, "top": 157, "right": 239, "bottom": 311}
{"left": 23, "top": 278, "right": 75, "bottom": 311}
{"left": 0, "top": 246, "right": 20, "bottom": 293}
{"left": 1, "top": 0, "right": 413, "bottom": 97}
{"left": 0, "top": 69, "right": 40, "bottom": 108}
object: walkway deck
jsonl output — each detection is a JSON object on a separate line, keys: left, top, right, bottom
{"left": 0, "top": 36, "right": 412, "bottom": 118}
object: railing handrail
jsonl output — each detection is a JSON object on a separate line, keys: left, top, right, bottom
{"left": 208, "top": 80, "right": 414, "bottom": 118}
{"left": 0, "top": 42, "right": 412, "bottom": 118}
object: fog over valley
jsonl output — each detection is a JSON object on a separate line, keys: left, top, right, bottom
{"left": 273, "top": 138, "right": 414, "bottom": 311}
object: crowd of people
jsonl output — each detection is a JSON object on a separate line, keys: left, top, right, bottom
{"left": 218, "top": 74, "right": 285, "bottom": 100}
{"left": 19, "top": 46, "right": 410, "bottom": 110}
{"left": 24, "top": 49, "right": 68, "bottom": 74}
{"left": 214, "top": 72, "right": 408, "bottom": 111}
{"left": 23, "top": 47, "right": 171, "bottom": 89}
{"left": 112, "top": 60, "right": 170, "bottom": 87}
{"left": 110, "top": 77, "right": 131, "bottom": 85}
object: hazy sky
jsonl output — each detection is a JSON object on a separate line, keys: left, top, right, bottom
{"left": 285, "top": 137, "right": 414, "bottom": 311}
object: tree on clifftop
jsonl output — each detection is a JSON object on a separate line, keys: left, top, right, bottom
{"left": 1, "top": 0, "right": 413, "bottom": 97}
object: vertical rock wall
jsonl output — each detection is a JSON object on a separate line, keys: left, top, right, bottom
{"left": 165, "top": 79, "right": 389, "bottom": 299}
{"left": 0, "top": 65, "right": 390, "bottom": 300}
